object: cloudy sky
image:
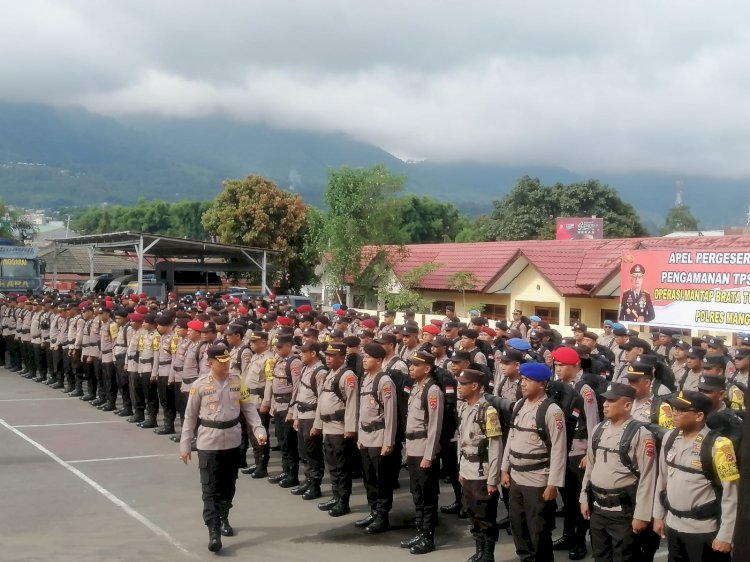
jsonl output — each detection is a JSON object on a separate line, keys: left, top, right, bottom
{"left": 2, "top": 1, "right": 748, "bottom": 176}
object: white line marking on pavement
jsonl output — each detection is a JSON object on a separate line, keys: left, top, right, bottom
{"left": 69, "top": 454, "right": 174, "bottom": 464}
{"left": 0, "top": 418, "right": 197, "bottom": 559}
{"left": 13, "top": 421, "right": 122, "bottom": 428}
{"left": 0, "top": 397, "right": 74, "bottom": 402}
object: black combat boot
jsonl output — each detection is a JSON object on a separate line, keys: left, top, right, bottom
{"left": 219, "top": 507, "right": 234, "bottom": 537}
{"left": 409, "top": 529, "right": 435, "bottom": 555}
{"left": 290, "top": 479, "right": 310, "bottom": 496}
{"left": 207, "top": 521, "right": 222, "bottom": 552}
{"left": 328, "top": 498, "right": 351, "bottom": 517}
{"left": 317, "top": 497, "right": 337, "bottom": 511}
{"left": 302, "top": 481, "right": 322, "bottom": 500}
{"left": 278, "top": 474, "right": 300, "bottom": 489}
{"left": 154, "top": 423, "right": 176, "bottom": 435}
{"left": 365, "top": 512, "right": 390, "bottom": 534}
{"left": 354, "top": 511, "right": 377, "bottom": 528}
{"left": 466, "top": 540, "right": 482, "bottom": 562}
{"left": 138, "top": 416, "right": 158, "bottom": 429}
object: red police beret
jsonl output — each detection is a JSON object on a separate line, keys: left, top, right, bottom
{"left": 238, "top": 306, "right": 248, "bottom": 314}
{"left": 430, "top": 319, "right": 443, "bottom": 327}
{"left": 257, "top": 306, "right": 267, "bottom": 314}
{"left": 130, "top": 294, "right": 140, "bottom": 303}
{"left": 168, "top": 293, "right": 177, "bottom": 299}
{"left": 268, "top": 292, "right": 276, "bottom": 301}
{"left": 139, "top": 293, "right": 147, "bottom": 299}
{"left": 296, "top": 304, "right": 313, "bottom": 313}
{"left": 335, "top": 309, "right": 346, "bottom": 317}
{"left": 482, "top": 326, "right": 497, "bottom": 337}
{"left": 187, "top": 319, "right": 204, "bottom": 331}
{"left": 197, "top": 301, "right": 208, "bottom": 310}
{"left": 128, "top": 313, "right": 144, "bottom": 322}
{"left": 422, "top": 325, "right": 440, "bottom": 335}
{"left": 221, "top": 294, "right": 230, "bottom": 301}
{"left": 277, "top": 316, "right": 293, "bottom": 326}
{"left": 551, "top": 346, "right": 580, "bottom": 365}
{"left": 361, "top": 318, "right": 377, "bottom": 329}
{"left": 135, "top": 305, "right": 149, "bottom": 315}
{"left": 231, "top": 297, "right": 240, "bottom": 304}
{"left": 17, "top": 295, "right": 27, "bottom": 303}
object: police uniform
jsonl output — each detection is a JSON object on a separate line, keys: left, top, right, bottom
{"left": 135, "top": 316, "right": 160, "bottom": 428}
{"left": 240, "top": 331, "right": 274, "bottom": 477}
{"left": 580, "top": 383, "right": 658, "bottom": 562}
{"left": 726, "top": 349, "right": 749, "bottom": 412}
{"left": 112, "top": 315, "right": 133, "bottom": 416}
{"left": 619, "top": 264, "right": 655, "bottom": 322}
{"left": 180, "top": 344, "right": 267, "bottom": 553}
{"left": 126, "top": 319, "right": 145, "bottom": 423}
{"left": 98, "top": 311, "right": 117, "bottom": 411}
{"left": 355, "top": 342, "right": 398, "bottom": 533}
{"left": 457, "top": 369, "right": 503, "bottom": 559}
{"left": 153, "top": 316, "right": 177, "bottom": 434}
{"left": 313, "top": 342, "right": 359, "bottom": 515}
{"left": 501, "top": 362, "right": 567, "bottom": 562}
{"left": 169, "top": 321, "right": 190, "bottom": 431}
{"left": 269, "top": 334, "right": 303, "bottom": 486}
{"left": 653, "top": 392, "right": 738, "bottom": 562}
{"left": 290, "top": 351, "right": 327, "bottom": 499}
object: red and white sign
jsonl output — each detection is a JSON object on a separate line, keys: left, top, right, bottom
{"left": 556, "top": 217, "right": 603, "bottom": 240}
{"left": 619, "top": 249, "right": 750, "bottom": 331}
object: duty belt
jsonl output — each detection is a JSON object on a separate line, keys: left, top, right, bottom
{"left": 405, "top": 430, "right": 428, "bottom": 440}
{"left": 182, "top": 376, "right": 198, "bottom": 384}
{"left": 320, "top": 410, "right": 345, "bottom": 423}
{"left": 274, "top": 394, "right": 292, "bottom": 404}
{"left": 247, "top": 388, "right": 264, "bottom": 397}
{"left": 172, "top": 366, "right": 183, "bottom": 372}
{"left": 199, "top": 417, "right": 241, "bottom": 430}
{"left": 589, "top": 484, "right": 636, "bottom": 511}
{"left": 158, "top": 360, "right": 171, "bottom": 366}
{"left": 659, "top": 490, "right": 718, "bottom": 520}
{"left": 139, "top": 357, "right": 154, "bottom": 364}
{"left": 296, "top": 402, "right": 317, "bottom": 413}
{"left": 508, "top": 449, "right": 550, "bottom": 472}
{"left": 460, "top": 450, "right": 489, "bottom": 463}
{"left": 361, "top": 420, "right": 386, "bottom": 433}
{"left": 82, "top": 342, "right": 97, "bottom": 347}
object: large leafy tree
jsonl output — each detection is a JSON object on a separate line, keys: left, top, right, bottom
{"left": 396, "top": 195, "right": 467, "bottom": 243}
{"left": 660, "top": 204, "right": 699, "bottom": 234}
{"left": 321, "top": 164, "right": 406, "bottom": 290}
{"left": 202, "top": 175, "right": 307, "bottom": 292}
{"left": 484, "top": 176, "right": 646, "bottom": 240}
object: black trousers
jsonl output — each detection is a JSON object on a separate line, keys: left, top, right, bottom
{"left": 324, "top": 434, "right": 356, "bottom": 502}
{"left": 561, "top": 454, "right": 588, "bottom": 544}
{"left": 129, "top": 370, "right": 145, "bottom": 414}
{"left": 361, "top": 445, "right": 399, "bottom": 514}
{"left": 100, "top": 362, "right": 116, "bottom": 406}
{"left": 62, "top": 350, "right": 74, "bottom": 387}
{"left": 273, "top": 411, "right": 299, "bottom": 477}
{"left": 463, "top": 478, "right": 500, "bottom": 542}
{"left": 93, "top": 360, "right": 103, "bottom": 399}
{"left": 45, "top": 343, "right": 53, "bottom": 376}
{"left": 115, "top": 361, "right": 131, "bottom": 411}
{"left": 298, "top": 418, "right": 324, "bottom": 482}
{"left": 83, "top": 359, "right": 97, "bottom": 396}
{"left": 198, "top": 447, "right": 241, "bottom": 526}
{"left": 440, "top": 439, "right": 462, "bottom": 504}
{"left": 51, "top": 347, "right": 63, "bottom": 380}
{"left": 407, "top": 455, "right": 440, "bottom": 532}
{"left": 590, "top": 508, "right": 637, "bottom": 562}
{"left": 0, "top": 332, "right": 5, "bottom": 365}
{"left": 666, "top": 528, "right": 731, "bottom": 562}
{"left": 634, "top": 526, "right": 661, "bottom": 562}
{"left": 157, "top": 377, "right": 176, "bottom": 425}
{"left": 175, "top": 389, "right": 187, "bottom": 423}
{"left": 144, "top": 374, "right": 159, "bottom": 418}
{"left": 6, "top": 336, "right": 19, "bottom": 368}
{"left": 33, "top": 343, "right": 47, "bottom": 376}
{"left": 508, "top": 481, "right": 556, "bottom": 562}
{"left": 23, "top": 342, "right": 35, "bottom": 374}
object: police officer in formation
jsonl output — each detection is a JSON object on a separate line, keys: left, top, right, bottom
{"left": 4, "top": 291, "right": 746, "bottom": 560}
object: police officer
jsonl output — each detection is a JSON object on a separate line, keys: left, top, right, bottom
{"left": 501, "top": 362, "right": 567, "bottom": 562}
{"left": 457, "top": 368, "right": 503, "bottom": 562}
{"left": 680, "top": 346, "right": 706, "bottom": 391}
{"left": 580, "top": 382, "right": 658, "bottom": 562}
{"left": 153, "top": 314, "right": 177, "bottom": 434}
{"left": 240, "top": 331, "right": 275, "bottom": 478}
{"left": 355, "top": 341, "right": 398, "bottom": 534}
{"left": 727, "top": 348, "right": 749, "bottom": 411}
{"left": 290, "top": 341, "right": 327, "bottom": 500}
{"left": 312, "top": 342, "right": 359, "bottom": 517}
{"left": 136, "top": 313, "right": 160, "bottom": 429}
{"left": 179, "top": 343, "right": 268, "bottom": 553}
{"left": 619, "top": 264, "right": 655, "bottom": 322}
{"left": 268, "top": 333, "right": 303, "bottom": 488}
{"left": 653, "top": 391, "right": 738, "bottom": 562}
{"left": 400, "top": 350, "right": 444, "bottom": 555}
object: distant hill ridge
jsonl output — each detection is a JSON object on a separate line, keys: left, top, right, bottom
{"left": 0, "top": 102, "right": 745, "bottom": 229}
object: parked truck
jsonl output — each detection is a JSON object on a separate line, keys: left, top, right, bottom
{"left": 0, "top": 244, "right": 43, "bottom": 292}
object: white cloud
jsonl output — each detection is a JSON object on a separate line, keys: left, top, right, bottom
{"left": 2, "top": 0, "right": 749, "bottom": 176}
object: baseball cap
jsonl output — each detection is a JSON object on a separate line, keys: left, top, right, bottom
{"left": 206, "top": 344, "right": 231, "bottom": 363}
{"left": 601, "top": 382, "right": 636, "bottom": 400}
{"left": 668, "top": 390, "right": 712, "bottom": 415}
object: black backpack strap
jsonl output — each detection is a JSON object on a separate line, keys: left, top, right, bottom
{"left": 619, "top": 420, "right": 644, "bottom": 477}
{"left": 700, "top": 431, "right": 724, "bottom": 502}
{"left": 535, "top": 399, "right": 552, "bottom": 449}
{"left": 369, "top": 372, "right": 386, "bottom": 411}
{"left": 591, "top": 421, "right": 606, "bottom": 456}
{"left": 310, "top": 365, "right": 326, "bottom": 396}
{"left": 421, "top": 379, "right": 437, "bottom": 421}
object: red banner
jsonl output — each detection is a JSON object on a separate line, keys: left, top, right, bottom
{"left": 556, "top": 217, "right": 603, "bottom": 240}
{"left": 619, "top": 249, "right": 750, "bottom": 330}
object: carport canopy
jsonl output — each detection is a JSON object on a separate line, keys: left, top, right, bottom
{"left": 48, "top": 230, "right": 278, "bottom": 293}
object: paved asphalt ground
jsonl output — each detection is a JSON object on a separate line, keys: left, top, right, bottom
{"left": 0, "top": 369, "right": 599, "bottom": 562}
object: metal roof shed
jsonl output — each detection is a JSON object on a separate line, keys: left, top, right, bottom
{"left": 48, "top": 231, "right": 278, "bottom": 293}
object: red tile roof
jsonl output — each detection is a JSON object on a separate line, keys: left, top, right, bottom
{"left": 367, "top": 236, "right": 750, "bottom": 297}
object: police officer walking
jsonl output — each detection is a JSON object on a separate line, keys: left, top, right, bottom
{"left": 457, "top": 368, "right": 503, "bottom": 562}
{"left": 180, "top": 343, "right": 268, "bottom": 553}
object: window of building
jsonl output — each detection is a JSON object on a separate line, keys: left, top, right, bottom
{"left": 534, "top": 306, "right": 559, "bottom": 324}
{"left": 600, "top": 309, "right": 618, "bottom": 325}
{"left": 483, "top": 304, "right": 507, "bottom": 320}
{"left": 568, "top": 308, "right": 581, "bottom": 326}
{"left": 432, "top": 300, "right": 455, "bottom": 314}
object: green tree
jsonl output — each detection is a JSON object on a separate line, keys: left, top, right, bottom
{"left": 0, "top": 199, "right": 36, "bottom": 243}
{"left": 321, "top": 164, "right": 406, "bottom": 291}
{"left": 485, "top": 176, "right": 646, "bottom": 241}
{"left": 202, "top": 175, "right": 307, "bottom": 292}
{"left": 455, "top": 215, "right": 494, "bottom": 242}
{"left": 382, "top": 262, "right": 440, "bottom": 313}
{"left": 447, "top": 271, "right": 479, "bottom": 312}
{"left": 660, "top": 204, "right": 699, "bottom": 234}
{"left": 395, "top": 195, "right": 466, "bottom": 243}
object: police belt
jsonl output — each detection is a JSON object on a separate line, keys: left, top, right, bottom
{"left": 589, "top": 484, "right": 636, "bottom": 510}
{"left": 296, "top": 402, "right": 317, "bottom": 413}
{"left": 199, "top": 417, "right": 241, "bottom": 430}
{"left": 320, "top": 410, "right": 345, "bottom": 423}
{"left": 405, "top": 430, "right": 428, "bottom": 440}
{"left": 274, "top": 393, "right": 292, "bottom": 404}
{"left": 82, "top": 342, "right": 97, "bottom": 347}
{"left": 246, "top": 387, "right": 264, "bottom": 397}
{"left": 158, "top": 360, "right": 171, "bottom": 366}
{"left": 182, "top": 376, "right": 198, "bottom": 385}
{"left": 139, "top": 357, "right": 154, "bottom": 364}
{"left": 361, "top": 420, "right": 386, "bottom": 433}
{"left": 659, "top": 490, "right": 718, "bottom": 520}
{"left": 172, "top": 366, "right": 183, "bottom": 372}
{"left": 461, "top": 450, "right": 489, "bottom": 463}
{"left": 508, "top": 449, "right": 550, "bottom": 472}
